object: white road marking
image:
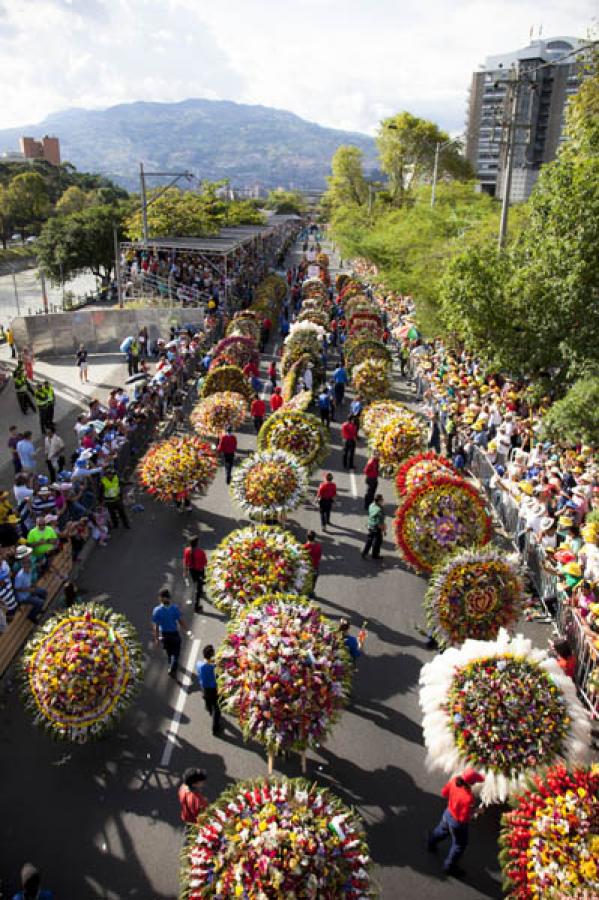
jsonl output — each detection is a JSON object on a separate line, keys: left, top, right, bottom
{"left": 349, "top": 470, "right": 358, "bottom": 498}
{"left": 160, "top": 637, "right": 201, "bottom": 767}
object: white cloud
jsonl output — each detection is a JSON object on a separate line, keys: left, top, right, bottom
{"left": 0, "top": 0, "right": 595, "bottom": 133}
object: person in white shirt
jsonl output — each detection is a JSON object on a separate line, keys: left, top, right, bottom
{"left": 44, "top": 426, "right": 65, "bottom": 482}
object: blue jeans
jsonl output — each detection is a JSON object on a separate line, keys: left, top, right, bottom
{"left": 18, "top": 588, "right": 47, "bottom": 621}
{"left": 430, "top": 809, "right": 469, "bottom": 871}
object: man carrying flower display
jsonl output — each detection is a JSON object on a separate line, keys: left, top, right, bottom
{"left": 363, "top": 454, "right": 379, "bottom": 510}
{"left": 250, "top": 394, "right": 266, "bottom": 433}
{"left": 151, "top": 589, "right": 188, "bottom": 676}
{"left": 361, "top": 494, "right": 385, "bottom": 560}
{"left": 316, "top": 473, "right": 337, "bottom": 530}
{"left": 269, "top": 386, "right": 283, "bottom": 412}
{"left": 427, "top": 768, "right": 484, "bottom": 877}
{"left": 216, "top": 427, "right": 237, "bottom": 485}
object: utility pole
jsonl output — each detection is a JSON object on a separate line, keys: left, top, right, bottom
{"left": 11, "top": 268, "right": 21, "bottom": 317}
{"left": 39, "top": 268, "right": 49, "bottom": 314}
{"left": 431, "top": 143, "right": 441, "bottom": 208}
{"left": 114, "top": 225, "right": 123, "bottom": 309}
{"left": 498, "top": 64, "right": 522, "bottom": 249}
{"left": 139, "top": 163, "right": 194, "bottom": 247}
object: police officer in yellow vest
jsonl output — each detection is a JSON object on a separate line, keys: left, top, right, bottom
{"left": 13, "top": 362, "right": 36, "bottom": 415}
{"left": 100, "top": 465, "right": 130, "bottom": 529}
{"left": 43, "top": 380, "right": 55, "bottom": 427}
{"left": 34, "top": 382, "right": 50, "bottom": 431}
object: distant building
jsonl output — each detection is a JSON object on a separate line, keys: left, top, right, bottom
{"left": 19, "top": 135, "right": 61, "bottom": 166}
{"left": 465, "top": 37, "right": 585, "bottom": 201}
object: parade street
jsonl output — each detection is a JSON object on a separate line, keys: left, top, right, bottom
{"left": 0, "top": 242, "right": 541, "bottom": 899}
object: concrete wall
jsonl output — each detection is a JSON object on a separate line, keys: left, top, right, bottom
{"left": 11, "top": 307, "right": 205, "bottom": 357}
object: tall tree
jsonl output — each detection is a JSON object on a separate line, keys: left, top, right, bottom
{"left": 56, "top": 185, "right": 94, "bottom": 216}
{"left": 323, "top": 146, "right": 368, "bottom": 209}
{"left": 376, "top": 112, "right": 472, "bottom": 206}
{"left": 265, "top": 189, "right": 307, "bottom": 215}
{"left": 37, "top": 203, "right": 127, "bottom": 284}
{"left": 6, "top": 172, "right": 51, "bottom": 236}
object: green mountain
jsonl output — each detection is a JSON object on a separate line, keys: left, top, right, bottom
{"left": 0, "top": 99, "right": 378, "bottom": 191}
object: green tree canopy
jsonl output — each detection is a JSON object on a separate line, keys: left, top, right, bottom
{"left": 376, "top": 112, "right": 473, "bottom": 206}
{"left": 264, "top": 189, "right": 307, "bottom": 215}
{"left": 6, "top": 172, "right": 51, "bottom": 235}
{"left": 323, "top": 145, "right": 369, "bottom": 210}
{"left": 55, "top": 185, "right": 94, "bottom": 216}
{"left": 542, "top": 377, "right": 599, "bottom": 445}
{"left": 37, "top": 203, "right": 128, "bottom": 283}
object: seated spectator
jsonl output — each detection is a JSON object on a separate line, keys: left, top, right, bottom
{"left": 12, "top": 547, "right": 45, "bottom": 621}
{"left": 27, "top": 515, "right": 60, "bottom": 565}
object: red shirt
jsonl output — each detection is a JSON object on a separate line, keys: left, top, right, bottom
{"left": 304, "top": 540, "right": 322, "bottom": 570}
{"left": 441, "top": 778, "right": 477, "bottom": 823}
{"left": 243, "top": 362, "right": 259, "bottom": 377}
{"left": 268, "top": 362, "right": 276, "bottom": 377}
{"left": 341, "top": 421, "right": 357, "bottom": 442}
{"left": 557, "top": 654, "right": 576, "bottom": 678}
{"left": 270, "top": 393, "right": 283, "bottom": 412}
{"left": 317, "top": 481, "right": 337, "bottom": 500}
{"left": 183, "top": 546, "right": 207, "bottom": 572}
{"left": 217, "top": 434, "right": 237, "bottom": 454}
{"left": 364, "top": 458, "right": 379, "bottom": 479}
{"left": 263, "top": 317, "right": 272, "bottom": 330}
{"left": 251, "top": 398, "right": 266, "bottom": 417}
{"left": 178, "top": 785, "right": 208, "bottom": 823}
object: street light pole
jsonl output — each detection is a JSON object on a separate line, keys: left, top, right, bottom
{"left": 140, "top": 162, "right": 149, "bottom": 247}
{"left": 498, "top": 65, "right": 522, "bottom": 250}
{"left": 114, "top": 225, "right": 124, "bottom": 309}
{"left": 11, "top": 268, "right": 21, "bottom": 317}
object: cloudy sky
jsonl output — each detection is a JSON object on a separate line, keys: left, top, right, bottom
{"left": 0, "top": 0, "right": 594, "bottom": 134}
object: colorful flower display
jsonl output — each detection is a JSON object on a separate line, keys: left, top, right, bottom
{"left": 216, "top": 594, "right": 351, "bottom": 751}
{"left": 361, "top": 400, "right": 409, "bottom": 439}
{"left": 191, "top": 392, "right": 248, "bottom": 438}
{"left": 297, "top": 308, "right": 330, "bottom": 329}
{"left": 302, "top": 276, "right": 328, "bottom": 299}
{"left": 138, "top": 436, "right": 217, "bottom": 501}
{"left": 201, "top": 365, "right": 252, "bottom": 400}
{"left": 258, "top": 410, "right": 329, "bottom": 470}
{"left": 345, "top": 338, "right": 392, "bottom": 372}
{"left": 395, "top": 451, "right": 459, "bottom": 496}
{"left": 499, "top": 764, "right": 599, "bottom": 899}
{"left": 419, "top": 630, "right": 591, "bottom": 804}
{"left": 394, "top": 476, "right": 491, "bottom": 572}
{"left": 205, "top": 526, "right": 313, "bottom": 616}
{"left": 424, "top": 547, "right": 526, "bottom": 647}
{"left": 230, "top": 450, "right": 309, "bottom": 521}
{"left": 181, "top": 777, "right": 375, "bottom": 899}
{"left": 348, "top": 319, "right": 384, "bottom": 341}
{"left": 226, "top": 311, "right": 262, "bottom": 342}
{"left": 369, "top": 409, "right": 427, "bottom": 476}
{"left": 284, "top": 390, "right": 313, "bottom": 413}
{"left": 212, "top": 335, "right": 259, "bottom": 370}
{"left": 351, "top": 359, "right": 391, "bottom": 402}
{"left": 20, "top": 603, "right": 143, "bottom": 742}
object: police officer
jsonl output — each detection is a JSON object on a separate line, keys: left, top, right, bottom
{"left": 100, "top": 465, "right": 131, "bottom": 529}
{"left": 34, "top": 381, "right": 50, "bottom": 431}
{"left": 13, "top": 362, "right": 36, "bottom": 415}
{"left": 43, "top": 380, "right": 55, "bottom": 428}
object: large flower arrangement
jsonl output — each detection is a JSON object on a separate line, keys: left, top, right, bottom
{"left": 281, "top": 343, "right": 322, "bottom": 379}
{"left": 200, "top": 365, "right": 253, "bottom": 400}
{"left": 282, "top": 353, "right": 314, "bottom": 402}
{"left": 205, "top": 526, "right": 313, "bottom": 616}
{"left": 499, "top": 764, "right": 599, "bottom": 899}
{"left": 424, "top": 547, "right": 526, "bottom": 647}
{"left": 212, "top": 335, "right": 258, "bottom": 371}
{"left": 285, "top": 390, "right": 313, "bottom": 413}
{"left": 216, "top": 594, "right": 351, "bottom": 752}
{"left": 419, "top": 630, "right": 591, "bottom": 804}
{"left": 369, "top": 409, "right": 427, "bottom": 476}
{"left": 226, "top": 310, "right": 263, "bottom": 342}
{"left": 345, "top": 300, "right": 380, "bottom": 320}
{"left": 285, "top": 321, "right": 325, "bottom": 355}
{"left": 191, "top": 392, "right": 247, "bottom": 438}
{"left": 298, "top": 308, "right": 330, "bottom": 329}
{"left": 258, "top": 410, "right": 329, "bottom": 470}
{"left": 351, "top": 359, "right": 391, "bottom": 402}
{"left": 20, "top": 603, "right": 143, "bottom": 742}
{"left": 138, "top": 436, "right": 217, "bottom": 501}
{"left": 181, "top": 777, "right": 375, "bottom": 899}
{"left": 394, "top": 476, "right": 491, "bottom": 572}
{"left": 395, "top": 451, "right": 459, "bottom": 496}
{"left": 230, "top": 450, "right": 309, "bottom": 521}
{"left": 345, "top": 338, "right": 392, "bottom": 372}
{"left": 302, "top": 277, "right": 328, "bottom": 300}
{"left": 362, "top": 401, "right": 409, "bottom": 439}
{"left": 349, "top": 319, "right": 384, "bottom": 341}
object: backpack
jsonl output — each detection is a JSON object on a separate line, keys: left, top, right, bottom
{"left": 318, "top": 393, "right": 330, "bottom": 410}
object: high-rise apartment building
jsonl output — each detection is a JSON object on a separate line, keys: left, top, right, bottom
{"left": 465, "top": 37, "right": 584, "bottom": 202}
{"left": 19, "top": 135, "right": 61, "bottom": 166}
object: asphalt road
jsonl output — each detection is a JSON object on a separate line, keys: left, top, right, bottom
{"left": 0, "top": 245, "right": 519, "bottom": 899}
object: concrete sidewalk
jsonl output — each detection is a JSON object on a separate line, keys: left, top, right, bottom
{"left": 0, "top": 343, "right": 128, "bottom": 491}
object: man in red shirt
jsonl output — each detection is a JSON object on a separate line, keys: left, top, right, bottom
{"left": 303, "top": 529, "right": 322, "bottom": 598}
{"left": 268, "top": 360, "right": 277, "bottom": 389}
{"left": 216, "top": 427, "right": 237, "bottom": 484}
{"left": 250, "top": 394, "right": 266, "bottom": 433}
{"left": 363, "top": 454, "right": 379, "bottom": 510}
{"left": 243, "top": 361, "right": 259, "bottom": 379}
{"left": 183, "top": 535, "right": 207, "bottom": 612}
{"left": 178, "top": 768, "right": 208, "bottom": 824}
{"left": 341, "top": 415, "right": 358, "bottom": 470}
{"left": 270, "top": 386, "right": 283, "bottom": 412}
{"left": 428, "top": 768, "right": 484, "bottom": 876}
{"left": 316, "top": 472, "right": 337, "bottom": 530}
